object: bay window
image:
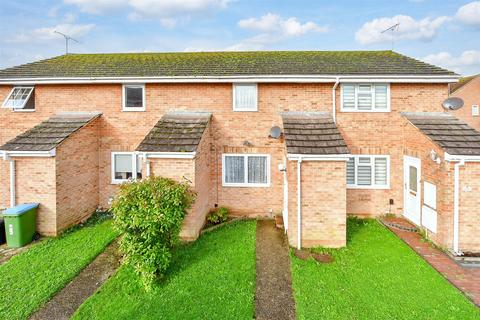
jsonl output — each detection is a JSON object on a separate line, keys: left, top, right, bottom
{"left": 223, "top": 154, "right": 270, "bottom": 187}
{"left": 341, "top": 83, "right": 390, "bottom": 112}
{"left": 347, "top": 155, "right": 389, "bottom": 189}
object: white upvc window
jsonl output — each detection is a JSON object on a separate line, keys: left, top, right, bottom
{"left": 347, "top": 155, "right": 390, "bottom": 189}
{"left": 340, "top": 83, "right": 390, "bottom": 112}
{"left": 222, "top": 154, "right": 270, "bottom": 187}
{"left": 111, "top": 152, "right": 142, "bottom": 184}
{"left": 2, "top": 86, "right": 35, "bottom": 112}
{"left": 233, "top": 83, "right": 258, "bottom": 111}
{"left": 122, "top": 84, "right": 145, "bottom": 111}
{"left": 472, "top": 105, "right": 479, "bottom": 117}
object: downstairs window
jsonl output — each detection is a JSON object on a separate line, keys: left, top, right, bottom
{"left": 347, "top": 155, "right": 389, "bottom": 189}
{"left": 222, "top": 154, "right": 270, "bottom": 187}
{"left": 111, "top": 152, "right": 142, "bottom": 184}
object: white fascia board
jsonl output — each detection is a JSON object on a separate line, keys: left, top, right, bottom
{"left": 0, "top": 74, "right": 459, "bottom": 85}
{"left": 287, "top": 153, "right": 351, "bottom": 161}
{"left": 0, "top": 149, "right": 56, "bottom": 157}
{"left": 144, "top": 152, "right": 196, "bottom": 159}
{"left": 444, "top": 152, "right": 480, "bottom": 162}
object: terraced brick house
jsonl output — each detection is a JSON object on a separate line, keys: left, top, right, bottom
{"left": 0, "top": 51, "right": 479, "bottom": 255}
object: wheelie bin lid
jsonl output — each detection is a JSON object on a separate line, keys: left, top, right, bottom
{"left": 3, "top": 203, "right": 39, "bottom": 216}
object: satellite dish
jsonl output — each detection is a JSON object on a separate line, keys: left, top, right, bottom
{"left": 269, "top": 126, "right": 282, "bottom": 139}
{"left": 442, "top": 97, "right": 464, "bottom": 111}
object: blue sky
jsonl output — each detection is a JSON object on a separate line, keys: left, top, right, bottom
{"left": 1, "top": 0, "right": 479, "bottom": 75}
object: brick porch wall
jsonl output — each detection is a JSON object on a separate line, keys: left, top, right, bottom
{"left": 287, "top": 160, "right": 347, "bottom": 248}
{"left": 55, "top": 118, "right": 100, "bottom": 233}
{"left": 458, "top": 163, "right": 480, "bottom": 252}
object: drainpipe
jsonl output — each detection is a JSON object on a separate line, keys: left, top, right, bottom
{"left": 453, "top": 159, "right": 464, "bottom": 254}
{"left": 9, "top": 159, "right": 15, "bottom": 207}
{"left": 297, "top": 156, "right": 302, "bottom": 250}
{"left": 332, "top": 77, "right": 340, "bottom": 123}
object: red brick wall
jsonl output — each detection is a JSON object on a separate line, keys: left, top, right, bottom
{"left": 12, "top": 157, "right": 57, "bottom": 235}
{"left": 287, "top": 160, "right": 347, "bottom": 248}
{"left": 458, "top": 163, "right": 480, "bottom": 252}
{"left": 55, "top": 118, "right": 100, "bottom": 232}
{"left": 0, "top": 82, "right": 449, "bottom": 222}
{"left": 450, "top": 77, "right": 480, "bottom": 131}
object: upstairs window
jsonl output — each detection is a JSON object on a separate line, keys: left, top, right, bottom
{"left": 472, "top": 105, "right": 479, "bottom": 117}
{"left": 347, "top": 155, "right": 389, "bottom": 189}
{"left": 233, "top": 83, "right": 258, "bottom": 111}
{"left": 111, "top": 152, "right": 142, "bottom": 184}
{"left": 222, "top": 154, "right": 270, "bottom": 187}
{"left": 2, "top": 87, "right": 35, "bottom": 111}
{"left": 341, "top": 84, "right": 390, "bottom": 112}
{"left": 122, "top": 84, "right": 145, "bottom": 111}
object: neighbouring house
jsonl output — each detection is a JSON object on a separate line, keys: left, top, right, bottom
{"left": 449, "top": 74, "right": 480, "bottom": 131}
{"left": 0, "top": 51, "right": 478, "bottom": 254}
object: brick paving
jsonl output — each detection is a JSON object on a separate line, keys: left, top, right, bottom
{"left": 382, "top": 218, "right": 480, "bottom": 307}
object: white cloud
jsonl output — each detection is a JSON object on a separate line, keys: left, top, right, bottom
{"left": 423, "top": 50, "right": 480, "bottom": 74}
{"left": 456, "top": 1, "right": 480, "bottom": 27}
{"left": 355, "top": 15, "right": 450, "bottom": 45}
{"left": 238, "top": 13, "right": 328, "bottom": 37}
{"left": 64, "top": 0, "right": 128, "bottom": 14}
{"left": 8, "top": 23, "right": 95, "bottom": 43}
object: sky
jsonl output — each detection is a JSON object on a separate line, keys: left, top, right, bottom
{"left": 0, "top": 0, "right": 479, "bottom": 76}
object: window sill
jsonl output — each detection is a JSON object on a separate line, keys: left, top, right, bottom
{"left": 232, "top": 109, "right": 258, "bottom": 112}
{"left": 347, "top": 185, "right": 390, "bottom": 190}
{"left": 122, "top": 108, "right": 146, "bottom": 112}
{"left": 340, "top": 109, "right": 390, "bottom": 113}
{"left": 13, "top": 109, "right": 36, "bottom": 113}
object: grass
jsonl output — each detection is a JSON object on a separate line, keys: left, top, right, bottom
{"left": 72, "top": 220, "right": 257, "bottom": 320}
{"left": 291, "top": 218, "right": 480, "bottom": 320}
{"left": 0, "top": 212, "right": 118, "bottom": 320}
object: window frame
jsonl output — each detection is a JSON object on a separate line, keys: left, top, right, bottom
{"left": 222, "top": 153, "right": 270, "bottom": 187}
{"left": 111, "top": 152, "right": 143, "bottom": 184}
{"left": 232, "top": 83, "right": 258, "bottom": 112}
{"left": 472, "top": 105, "right": 479, "bottom": 117}
{"left": 122, "top": 84, "right": 146, "bottom": 112}
{"left": 340, "top": 83, "right": 390, "bottom": 113}
{"left": 2, "top": 86, "right": 35, "bottom": 112}
{"left": 346, "top": 155, "right": 390, "bottom": 189}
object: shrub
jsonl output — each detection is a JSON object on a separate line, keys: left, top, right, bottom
{"left": 111, "top": 176, "right": 195, "bottom": 290}
{"left": 207, "top": 207, "right": 229, "bottom": 225}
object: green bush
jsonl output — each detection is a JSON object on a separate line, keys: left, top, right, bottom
{"left": 207, "top": 207, "right": 229, "bottom": 225}
{"left": 111, "top": 176, "right": 195, "bottom": 290}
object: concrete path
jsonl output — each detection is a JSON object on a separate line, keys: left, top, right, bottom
{"left": 30, "top": 240, "right": 121, "bottom": 320}
{"left": 382, "top": 218, "right": 480, "bottom": 307}
{"left": 255, "top": 220, "right": 296, "bottom": 320}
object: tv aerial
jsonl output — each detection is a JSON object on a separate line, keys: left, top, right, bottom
{"left": 54, "top": 31, "right": 79, "bottom": 55}
{"left": 381, "top": 23, "right": 400, "bottom": 50}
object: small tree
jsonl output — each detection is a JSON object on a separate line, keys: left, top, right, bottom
{"left": 111, "top": 176, "right": 194, "bottom": 290}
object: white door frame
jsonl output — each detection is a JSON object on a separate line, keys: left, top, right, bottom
{"left": 403, "top": 155, "right": 421, "bottom": 225}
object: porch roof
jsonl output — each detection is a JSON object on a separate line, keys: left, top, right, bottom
{"left": 136, "top": 112, "right": 211, "bottom": 153}
{"left": 402, "top": 112, "right": 480, "bottom": 156}
{"left": 0, "top": 112, "right": 101, "bottom": 152}
{"left": 281, "top": 112, "right": 349, "bottom": 155}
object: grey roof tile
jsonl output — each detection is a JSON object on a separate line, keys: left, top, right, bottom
{"left": 0, "top": 51, "right": 455, "bottom": 79}
{"left": 136, "top": 112, "right": 211, "bottom": 153}
{"left": 0, "top": 112, "right": 101, "bottom": 152}
{"left": 402, "top": 112, "right": 480, "bottom": 156}
{"left": 282, "top": 112, "right": 349, "bottom": 155}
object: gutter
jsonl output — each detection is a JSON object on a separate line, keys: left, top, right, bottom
{"left": 332, "top": 77, "right": 340, "bottom": 123}
{"left": 0, "top": 149, "right": 56, "bottom": 157}
{"left": 0, "top": 74, "right": 460, "bottom": 85}
{"left": 141, "top": 152, "right": 196, "bottom": 159}
{"left": 287, "top": 154, "right": 350, "bottom": 161}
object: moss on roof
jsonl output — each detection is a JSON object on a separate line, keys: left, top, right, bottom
{"left": 449, "top": 74, "right": 479, "bottom": 93}
{"left": 0, "top": 51, "right": 455, "bottom": 79}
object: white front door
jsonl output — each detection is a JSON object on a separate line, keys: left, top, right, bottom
{"left": 403, "top": 156, "right": 421, "bottom": 225}
{"left": 282, "top": 158, "right": 288, "bottom": 233}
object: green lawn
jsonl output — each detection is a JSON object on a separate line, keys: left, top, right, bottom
{"left": 291, "top": 218, "right": 480, "bottom": 320}
{"left": 0, "top": 213, "right": 118, "bottom": 320}
{"left": 72, "top": 220, "right": 257, "bottom": 320}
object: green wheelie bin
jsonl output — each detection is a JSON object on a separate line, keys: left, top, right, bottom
{"left": 2, "top": 203, "right": 39, "bottom": 248}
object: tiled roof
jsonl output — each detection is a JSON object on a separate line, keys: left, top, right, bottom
{"left": 0, "top": 51, "right": 455, "bottom": 79}
{"left": 449, "top": 74, "right": 478, "bottom": 94}
{"left": 0, "top": 112, "right": 101, "bottom": 152}
{"left": 402, "top": 112, "right": 480, "bottom": 156}
{"left": 282, "top": 112, "right": 349, "bottom": 155}
{"left": 136, "top": 112, "right": 211, "bottom": 153}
